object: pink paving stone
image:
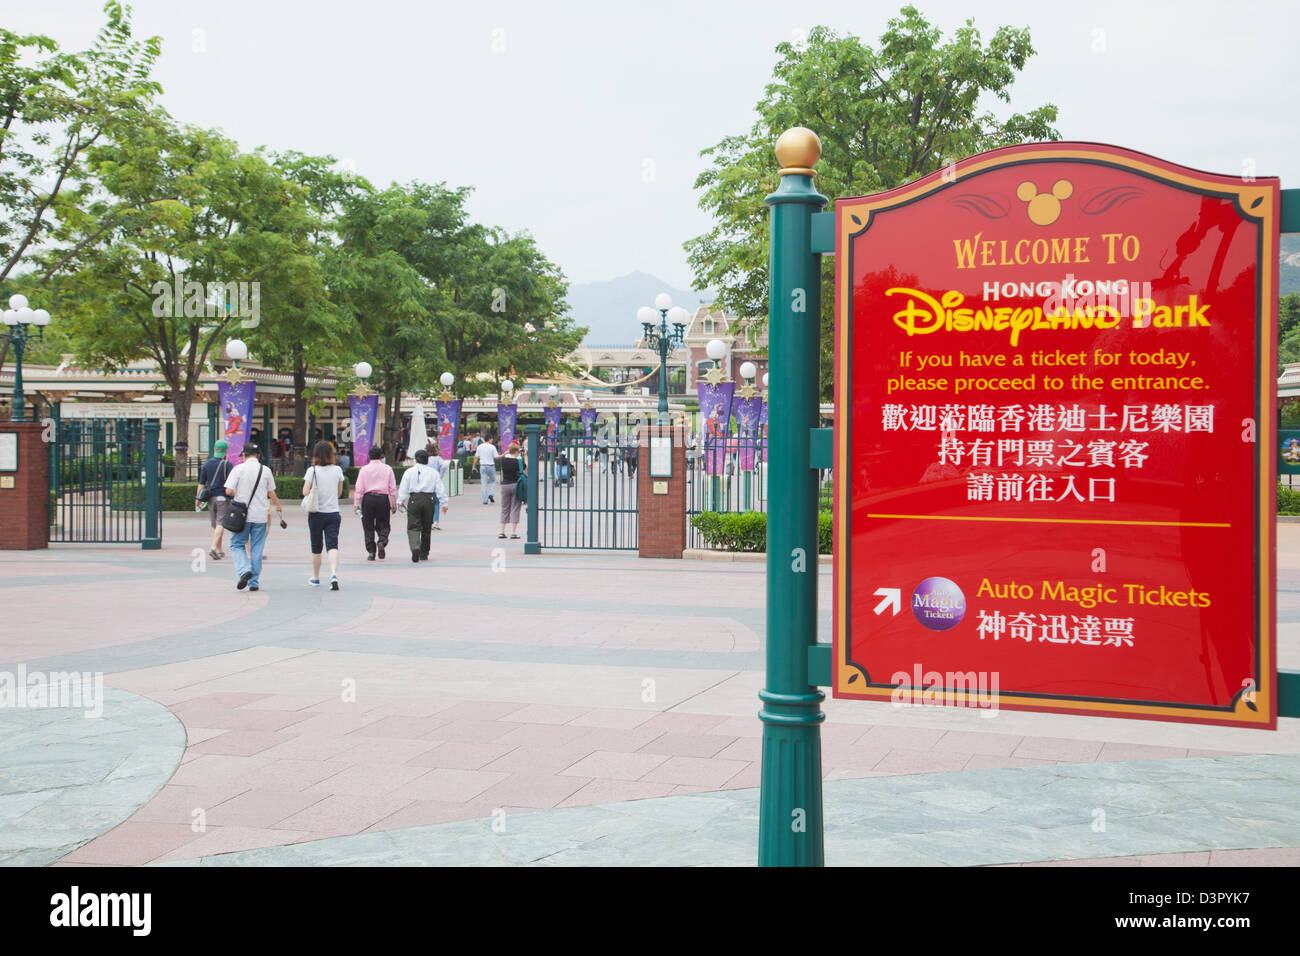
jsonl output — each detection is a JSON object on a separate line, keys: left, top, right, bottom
{"left": 172, "top": 692, "right": 276, "bottom": 710}
{"left": 405, "top": 741, "right": 520, "bottom": 770}
{"left": 1186, "top": 748, "right": 1247, "bottom": 757}
{"left": 1135, "top": 851, "right": 1212, "bottom": 866}
{"left": 561, "top": 750, "right": 670, "bottom": 781}
{"left": 641, "top": 755, "right": 750, "bottom": 788}
{"left": 931, "top": 730, "right": 1024, "bottom": 756}
{"left": 189, "top": 730, "right": 298, "bottom": 757}
{"left": 304, "top": 763, "right": 430, "bottom": 797}
{"left": 302, "top": 697, "right": 391, "bottom": 714}
{"left": 567, "top": 708, "right": 656, "bottom": 730}
{"left": 274, "top": 793, "right": 418, "bottom": 835}
{"left": 720, "top": 762, "right": 761, "bottom": 789}
{"left": 706, "top": 717, "right": 764, "bottom": 738}
{"left": 288, "top": 712, "right": 388, "bottom": 736}
{"left": 236, "top": 694, "right": 334, "bottom": 711}
{"left": 825, "top": 768, "right": 895, "bottom": 781}
{"left": 435, "top": 700, "right": 526, "bottom": 721}
{"left": 858, "top": 725, "right": 946, "bottom": 750}
{"left": 386, "top": 768, "right": 510, "bottom": 803}
{"left": 183, "top": 728, "right": 228, "bottom": 746}
{"left": 365, "top": 800, "right": 488, "bottom": 831}
{"left": 479, "top": 745, "right": 597, "bottom": 775}
{"left": 496, "top": 723, "right": 593, "bottom": 749}
{"left": 555, "top": 726, "right": 665, "bottom": 752}
{"left": 501, "top": 703, "right": 592, "bottom": 725}
{"left": 821, "top": 745, "right": 891, "bottom": 772}
{"left": 60, "top": 823, "right": 204, "bottom": 866}
{"left": 1209, "top": 848, "right": 1300, "bottom": 866}
{"left": 963, "top": 753, "right": 1060, "bottom": 770}
{"left": 167, "top": 754, "right": 274, "bottom": 788}
{"left": 155, "top": 826, "right": 309, "bottom": 863}
{"left": 670, "top": 785, "right": 716, "bottom": 794}
{"left": 433, "top": 719, "right": 527, "bottom": 743}
{"left": 871, "top": 749, "right": 972, "bottom": 775}
{"left": 255, "top": 733, "right": 362, "bottom": 762}
{"left": 817, "top": 723, "right": 878, "bottom": 746}
{"left": 237, "top": 758, "right": 349, "bottom": 792}
{"left": 364, "top": 697, "right": 462, "bottom": 718}
{"left": 1095, "top": 742, "right": 1190, "bottom": 761}
{"left": 345, "top": 715, "right": 451, "bottom": 740}
{"left": 130, "top": 784, "right": 253, "bottom": 824}
{"left": 637, "top": 733, "right": 736, "bottom": 759}
{"left": 204, "top": 789, "right": 328, "bottom": 829}
{"left": 714, "top": 737, "right": 763, "bottom": 762}
{"left": 1012, "top": 737, "right": 1105, "bottom": 762}
{"left": 634, "top": 712, "right": 728, "bottom": 736}
{"left": 331, "top": 738, "right": 442, "bottom": 765}
{"left": 557, "top": 779, "right": 678, "bottom": 807}
{"left": 475, "top": 773, "right": 592, "bottom": 809}
{"left": 171, "top": 706, "right": 319, "bottom": 733}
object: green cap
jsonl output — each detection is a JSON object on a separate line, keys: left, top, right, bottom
{"left": 215, "top": 440, "right": 228, "bottom": 452}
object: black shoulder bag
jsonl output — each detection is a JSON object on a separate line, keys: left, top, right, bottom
{"left": 222, "top": 464, "right": 264, "bottom": 534}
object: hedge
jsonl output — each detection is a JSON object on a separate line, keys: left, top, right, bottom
{"left": 100, "top": 478, "right": 318, "bottom": 512}
{"left": 690, "top": 510, "right": 832, "bottom": 554}
{"left": 1280, "top": 484, "right": 1300, "bottom": 515}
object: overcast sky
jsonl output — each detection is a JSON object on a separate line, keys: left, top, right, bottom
{"left": 14, "top": 0, "right": 1299, "bottom": 291}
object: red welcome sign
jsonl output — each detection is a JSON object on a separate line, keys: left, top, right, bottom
{"left": 832, "top": 142, "right": 1278, "bottom": 728}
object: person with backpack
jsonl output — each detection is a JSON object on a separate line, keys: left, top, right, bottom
{"left": 196, "top": 440, "right": 234, "bottom": 561}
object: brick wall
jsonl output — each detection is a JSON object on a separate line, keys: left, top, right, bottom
{"left": 638, "top": 425, "right": 686, "bottom": 559}
{"left": 0, "top": 422, "right": 49, "bottom": 550}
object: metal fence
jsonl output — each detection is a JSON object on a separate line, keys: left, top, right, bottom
{"left": 49, "top": 418, "right": 163, "bottom": 545}
{"left": 536, "top": 435, "right": 639, "bottom": 550}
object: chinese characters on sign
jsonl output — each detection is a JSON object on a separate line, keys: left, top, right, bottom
{"left": 832, "top": 143, "right": 1278, "bottom": 728}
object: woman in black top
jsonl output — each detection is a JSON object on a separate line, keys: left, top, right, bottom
{"left": 497, "top": 440, "right": 525, "bottom": 539}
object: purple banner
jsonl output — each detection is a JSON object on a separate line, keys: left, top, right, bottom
{"left": 436, "top": 399, "right": 462, "bottom": 461}
{"left": 697, "top": 381, "right": 734, "bottom": 475}
{"left": 218, "top": 380, "right": 256, "bottom": 464}
{"left": 733, "top": 394, "right": 763, "bottom": 471}
{"left": 348, "top": 394, "right": 379, "bottom": 464}
{"left": 580, "top": 406, "right": 598, "bottom": 448}
{"left": 759, "top": 397, "right": 769, "bottom": 462}
{"left": 543, "top": 405, "right": 563, "bottom": 454}
{"left": 498, "top": 403, "right": 518, "bottom": 452}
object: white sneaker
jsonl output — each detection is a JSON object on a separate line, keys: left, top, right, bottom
{"left": 308, "top": 578, "right": 320, "bottom": 587}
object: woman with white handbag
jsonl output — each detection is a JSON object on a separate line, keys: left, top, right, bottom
{"left": 302, "top": 441, "right": 346, "bottom": 590}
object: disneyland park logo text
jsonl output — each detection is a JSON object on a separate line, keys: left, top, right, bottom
{"left": 151, "top": 276, "right": 260, "bottom": 328}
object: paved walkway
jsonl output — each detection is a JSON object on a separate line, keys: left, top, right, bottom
{"left": 2, "top": 488, "right": 1297, "bottom": 866}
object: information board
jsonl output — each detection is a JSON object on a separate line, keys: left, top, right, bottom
{"left": 833, "top": 142, "right": 1278, "bottom": 728}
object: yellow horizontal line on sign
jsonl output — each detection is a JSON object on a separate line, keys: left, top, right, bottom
{"left": 866, "top": 513, "right": 1231, "bottom": 529}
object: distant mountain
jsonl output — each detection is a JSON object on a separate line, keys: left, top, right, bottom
{"left": 1282, "top": 235, "right": 1300, "bottom": 296}
{"left": 565, "top": 271, "right": 714, "bottom": 345}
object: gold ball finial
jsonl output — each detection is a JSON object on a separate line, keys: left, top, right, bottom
{"left": 775, "top": 127, "right": 821, "bottom": 176}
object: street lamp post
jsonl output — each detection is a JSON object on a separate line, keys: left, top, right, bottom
{"left": 2, "top": 294, "right": 51, "bottom": 422}
{"left": 637, "top": 293, "right": 687, "bottom": 425}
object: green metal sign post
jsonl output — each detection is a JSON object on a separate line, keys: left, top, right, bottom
{"left": 758, "top": 128, "right": 828, "bottom": 867}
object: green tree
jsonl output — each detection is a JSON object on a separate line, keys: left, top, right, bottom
{"left": 53, "top": 118, "right": 321, "bottom": 480}
{"left": 685, "top": 9, "right": 1060, "bottom": 398}
{"left": 1278, "top": 293, "right": 1300, "bottom": 373}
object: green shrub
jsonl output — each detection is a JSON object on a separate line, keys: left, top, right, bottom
{"left": 1279, "top": 484, "right": 1300, "bottom": 515}
{"left": 690, "top": 510, "right": 833, "bottom": 554}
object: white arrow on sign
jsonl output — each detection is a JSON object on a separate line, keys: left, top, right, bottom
{"left": 873, "top": 587, "right": 901, "bottom": 616}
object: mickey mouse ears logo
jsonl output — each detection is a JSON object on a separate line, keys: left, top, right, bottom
{"left": 1016, "top": 179, "right": 1073, "bottom": 226}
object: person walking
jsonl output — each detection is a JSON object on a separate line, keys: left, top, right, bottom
{"left": 476, "top": 435, "right": 499, "bottom": 505}
{"left": 497, "top": 440, "right": 525, "bottom": 539}
{"left": 302, "top": 441, "right": 346, "bottom": 589}
{"left": 196, "top": 440, "right": 234, "bottom": 560}
{"left": 424, "top": 441, "right": 449, "bottom": 530}
{"left": 354, "top": 445, "right": 397, "bottom": 560}
{"left": 223, "top": 443, "right": 283, "bottom": 592}
{"left": 397, "top": 449, "right": 449, "bottom": 562}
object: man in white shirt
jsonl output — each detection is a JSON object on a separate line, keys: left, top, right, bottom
{"left": 476, "top": 436, "right": 499, "bottom": 505}
{"left": 397, "top": 449, "right": 449, "bottom": 562}
{"left": 223, "top": 443, "right": 283, "bottom": 591}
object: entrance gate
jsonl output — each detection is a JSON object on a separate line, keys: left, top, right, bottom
{"left": 49, "top": 417, "right": 163, "bottom": 547}
{"left": 536, "top": 433, "right": 638, "bottom": 550}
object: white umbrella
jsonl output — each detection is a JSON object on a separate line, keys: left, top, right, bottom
{"left": 406, "top": 401, "right": 430, "bottom": 462}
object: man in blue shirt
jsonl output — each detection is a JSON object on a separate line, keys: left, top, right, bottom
{"left": 196, "top": 440, "right": 234, "bottom": 560}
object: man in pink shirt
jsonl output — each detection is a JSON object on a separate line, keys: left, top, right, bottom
{"left": 352, "top": 445, "right": 398, "bottom": 560}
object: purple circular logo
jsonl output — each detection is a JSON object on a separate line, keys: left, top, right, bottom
{"left": 911, "top": 577, "right": 966, "bottom": 631}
